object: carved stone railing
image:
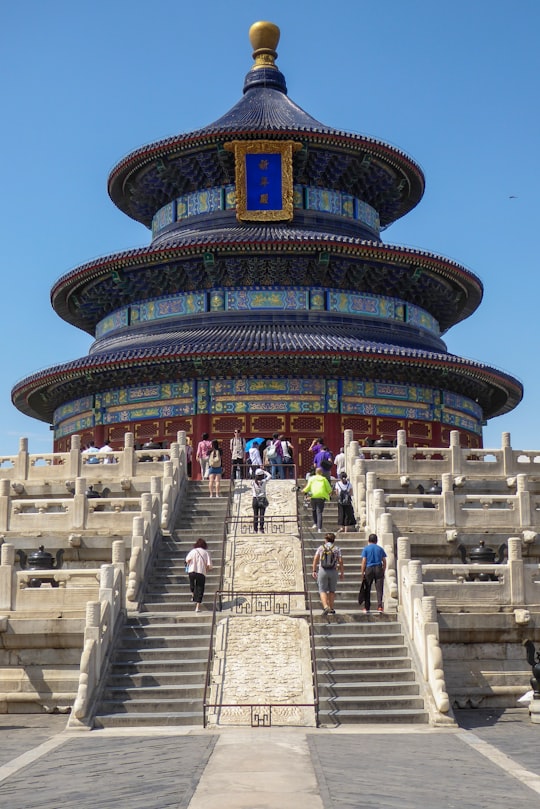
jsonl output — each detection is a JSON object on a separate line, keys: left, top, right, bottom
{"left": 365, "top": 473, "right": 538, "bottom": 541}
{"left": 126, "top": 486, "right": 163, "bottom": 608}
{"left": 347, "top": 428, "right": 540, "bottom": 484}
{"left": 397, "top": 538, "right": 450, "bottom": 719}
{"left": 0, "top": 433, "right": 180, "bottom": 486}
{"left": 68, "top": 558, "right": 125, "bottom": 729}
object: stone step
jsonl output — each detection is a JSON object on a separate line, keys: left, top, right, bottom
{"left": 94, "top": 711, "right": 203, "bottom": 728}
{"left": 317, "top": 681, "right": 420, "bottom": 697}
{"left": 317, "top": 707, "right": 429, "bottom": 725}
{"left": 108, "top": 671, "right": 205, "bottom": 687}
{"left": 99, "top": 697, "right": 204, "bottom": 714}
{"left": 317, "top": 667, "right": 414, "bottom": 683}
{"left": 318, "top": 694, "right": 425, "bottom": 713}
{"left": 119, "top": 635, "right": 211, "bottom": 649}
{"left": 314, "top": 643, "right": 408, "bottom": 659}
{"left": 115, "top": 646, "right": 210, "bottom": 662}
{"left": 104, "top": 684, "right": 205, "bottom": 701}
{"left": 110, "top": 658, "right": 209, "bottom": 675}
{"left": 121, "top": 622, "right": 212, "bottom": 637}
{"left": 315, "top": 655, "right": 412, "bottom": 671}
{"left": 315, "top": 630, "right": 404, "bottom": 645}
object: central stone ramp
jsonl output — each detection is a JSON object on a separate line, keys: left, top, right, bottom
{"left": 206, "top": 479, "right": 317, "bottom": 726}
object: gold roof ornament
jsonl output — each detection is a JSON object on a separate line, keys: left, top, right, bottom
{"left": 249, "top": 21, "right": 280, "bottom": 70}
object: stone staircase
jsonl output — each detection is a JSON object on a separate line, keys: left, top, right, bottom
{"left": 300, "top": 490, "right": 428, "bottom": 725}
{"left": 93, "top": 480, "right": 229, "bottom": 728}
{"left": 313, "top": 617, "right": 428, "bottom": 725}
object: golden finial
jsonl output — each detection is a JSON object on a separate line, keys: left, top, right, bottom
{"left": 249, "top": 21, "right": 280, "bottom": 70}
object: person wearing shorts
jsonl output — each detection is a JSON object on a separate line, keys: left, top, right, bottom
{"left": 312, "top": 532, "right": 344, "bottom": 615}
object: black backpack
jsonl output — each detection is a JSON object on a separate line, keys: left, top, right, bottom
{"left": 320, "top": 545, "right": 337, "bottom": 570}
{"left": 338, "top": 484, "right": 352, "bottom": 506}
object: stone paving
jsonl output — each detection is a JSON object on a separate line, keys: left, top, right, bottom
{"left": 0, "top": 709, "right": 539, "bottom": 808}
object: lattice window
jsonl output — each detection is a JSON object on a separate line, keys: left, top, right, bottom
{"left": 164, "top": 418, "right": 193, "bottom": 439}
{"left": 408, "top": 421, "right": 432, "bottom": 440}
{"left": 376, "top": 419, "right": 404, "bottom": 437}
{"left": 341, "top": 416, "right": 373, "bottom": 435}
{"left": 290, "top": 415, "right": 324, "bottom": 433}
{"left": 107, "top": 426, "right": 130, "bottom": 443}
{"left": 250, "top": 416, "right": 285, "bottom": 433}
{"left": 134, "top": 422, "right": 160, "bottom": 442}
{"left": 212, "top": 416, "right": 248, "bottom": 434}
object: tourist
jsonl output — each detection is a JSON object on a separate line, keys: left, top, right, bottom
{"left": 268, "top": 433, "right": 284, "bottom": 479}
{"left": 360, "top": 533, "right": 387, "bottom": 614}
{"left": 308, "top": 437, "right": 324, "bottom": 474}
{"left": 82, "top": 441, "right": 100, "bottom": 464}
{"left": 251, "top": 468, "right": 271, "bottom": 533}
{"left": 185, "top": 436, "right": 193, "bottom": 478}
{"left": 185, "top": 537, "right": 213, "bottom": 613}
{"left": 248, "top": 440, "right": 263, "bottom": 477}
{"left": 280, "top": 434, "right": 294, "bottom": 479}
{"left": 335, "top": 471, "right": 355, "bottom": 532}
{"left": 207, "top": 439, "right": 223, "bottom": 497}
{"left": 230, "top": 428, "right": 246, "bottom": 480}
{"left": 303, "top": 467, "right": 332, "bottom": 532}
{"left": 334, "top": 447, "right": 346, "bottom": 478}
{"left": 314, "top": 443, "right": 334, "bottom": 482}
{"left": 196, "top": 432, "right": 212, "bottom": 480}
{"left": 98, "top": 441, "right": 114, "bottom": 463}
{"left": 311, "top": 532, "right": 344, "bottom": 615}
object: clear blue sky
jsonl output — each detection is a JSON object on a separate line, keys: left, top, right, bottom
{"left": 1, "top": 0, "right": 538, "bottom": 455}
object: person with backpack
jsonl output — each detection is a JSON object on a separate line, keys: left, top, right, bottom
{"left": 207, "top": 439, "right": 223, "bottom": 497}
{"left": 196, "top": 432, "right": 212, "bottom": 480}
{"left": 360, "top": 533, "right": 387, "bottom": 614}
{"left": 335, "top": 471, "right": 356, "bottom": 533}
{"left": 314, "top": 443, "right": 334, "bottom": 482}
{"left": 267, "top": 432, "right": 284, "bottom": 479}
{"left": 251, "top": 468, "right": 271, "bottom": 533}
{"left": 302, "top": 467, "right": 332, "bottom": 532}
{"left": 312, "top": 532, "right": 344, "bottom": 615}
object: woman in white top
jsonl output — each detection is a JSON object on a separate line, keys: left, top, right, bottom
{"left": 185, "top": 538, "right": 213, "bottom": 612}
{"left": 251, "top": 468, "right": 271, "bottom": 533}
{"left": 248, "top": 441, "right": 263, "bottom": 476}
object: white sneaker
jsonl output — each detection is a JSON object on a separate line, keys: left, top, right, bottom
{"left": 311, "top": 524, "right": 317, "bottom": 530}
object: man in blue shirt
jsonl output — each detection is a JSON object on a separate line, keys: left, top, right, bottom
{"left": 360, "top": 533, "right": 387, "bottom": 613}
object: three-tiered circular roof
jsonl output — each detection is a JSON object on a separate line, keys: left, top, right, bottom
{"left": 12, "top": 21, "right": 523, "bottom": 428}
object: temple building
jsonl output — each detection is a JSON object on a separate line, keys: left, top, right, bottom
{"left": 12, "top": 22, "right": 522, "bottom": 473}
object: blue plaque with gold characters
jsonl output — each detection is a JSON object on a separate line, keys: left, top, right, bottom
{"left": 224, "top": 140, "right": 301, "bottom": 222}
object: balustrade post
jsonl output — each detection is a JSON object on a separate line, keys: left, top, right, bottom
{"left": 379, "top": 513, "right": 397, "bottom": 599}
{"left": 420, "top": 596, "right": 439, "bottom": 679}
{"left": 72, "top": 477, "right": 87, "bottom": 529}
{"left": 347, "top": 441, "right": 360, "bottom": 477}
{"left": 0, "top": 543, "right": 15, "bottom": 610}
{"left": 0, "top": 479, "right": 10, "bottom": 532}
{"left": 396, "top": 429, "right": 408, "bottom": 475}
{"left": 372, "top": 489, "right": 386, "bottom": 534}
{"left": 507, "top": 537, "right": 524, "bottom": 605}
{"left": 120, "top": 432, "right": 136, "bottom": 478}
{"left": 516, "top": 474, "right": 531, "bottom": 529}
{"left": 397, "top": 536, "right": 411, "bottom": 585}
{"left": 69, "top": 435, "right": 82, "bottom": 478}
{"left": 111, "top": 540, "right": 126, "bottom": 612}
{"left": 441, "top": 473, "right": 455, "bottom": 526}
{"left": 449, "top": 431, "right": 462, "bottom": 476}
{"left": 405, "top": 559, "right": 423, "bottom": 640}
{"left": 15, "top": 438, "right": 29, "bottom": 481}
{"left": 501, "top": 432, "right": 513, "bottom": 476}
{"left": 344, "top": 429, "right": 353, "bottom": 450}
